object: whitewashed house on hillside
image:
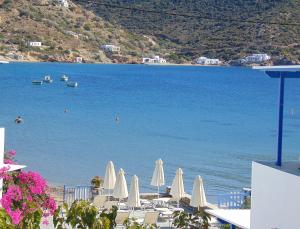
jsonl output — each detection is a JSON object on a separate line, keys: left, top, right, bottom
{"left": 57, "top": 0, "right": 69, "bottom": 7}
{"left": 28, "top": 41, "right": 42, "bottom": 47}
{"left": 242, "top": 54, "right": 271, "bottom": 64}
{"left": 142, "top": 55, "right": 166, "bottom": 64}
{"left": 101, "top": 45, "right": 121, "bottom": 53}
{"left": 75, "top": 57, "right": 82, "bottom": 63}
{"left": 195, "top": 56, "right": 221, "bottom": 65}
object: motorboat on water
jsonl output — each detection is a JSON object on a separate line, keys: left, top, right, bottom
{"left": 32, "top": 80, "right": 43, "bottom": 85}
{"left": 43, "top": 75, "right": 53, "bottom": 83}
{"left": 0, "top": 60, "right": 9, "bottom": 64}
{"left": 61, "top": 75, "right": 69, "bottom": 81}
{"left": 67, "top": 82, "right": 78, "bottom": 87}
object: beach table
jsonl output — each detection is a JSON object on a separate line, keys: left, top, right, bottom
{"left": 206, "top": 209, "right": 250, "bottom": 229}
{"left": 152, "top": 197, "right": 171, "bottom": 207}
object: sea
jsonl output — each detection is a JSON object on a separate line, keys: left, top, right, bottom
{"left": 1, "top": 62, "right": 300, "bottom": 201}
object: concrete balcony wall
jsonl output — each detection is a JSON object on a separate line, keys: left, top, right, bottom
{"left": 251, "top": 161, "right": 300, "bottom": 229}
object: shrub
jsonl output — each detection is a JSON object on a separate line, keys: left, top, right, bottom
{"left": 53, "top": 201, "right": 117, "bottom": 229}
{"left": 0, "top": 150, "right": 57, "bottom": 228}
{"left": 172, "top": 208, "right": 210, "bottom": 229}
{"left": 84, "top": 24, "right": 91, "bottom": 31}
{"left": 18, "top": 9, "right": 29, "bottom": 17}
{"left": 91, "top": 176, "right": 103, "bottom": 188}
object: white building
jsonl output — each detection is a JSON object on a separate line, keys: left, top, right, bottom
{"left": 250, "top": 65, "right": 300, "bottom": 229}
{"left": 142, "top": 55, "right": 167, "bottom": 64}
{"left": 101, "top": 45, "right": 121, "bottom": 53}
{"left": 56, "top": 0, "right": 69, "bottom": 7}
{"left": 28, "top": 41, "right": 42, "bottom": 47}
{"left": 75, "top": 57, "right": 82, "bottom": 63}
{"left": 243, "top": 53, "right": 271, "bottom": 63}
{"left": 195, "top": 56, "right": 221, "bottom": 65}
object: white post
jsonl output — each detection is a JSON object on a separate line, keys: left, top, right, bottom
{"left": 0, "top": 128, "right": 5, "bottom": 200}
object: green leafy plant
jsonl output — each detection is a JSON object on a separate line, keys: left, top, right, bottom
{"left": 172, "top": 211, "right": 190, "bottom": 228}
{"left": 91, "top": 176, "right": 103, "bottom": 189}
{"left": 123, "top": 218, "right": 158, "bottom": 229}
{"left": 172, "top": 208, "right": 211, "bottom": 229}
{"left": 53, "top": 200, "right": 117, "bottom": 229}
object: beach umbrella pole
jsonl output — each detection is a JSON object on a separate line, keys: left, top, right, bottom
{"left": 157, "top": 186, "right": 160, "bottom": 198}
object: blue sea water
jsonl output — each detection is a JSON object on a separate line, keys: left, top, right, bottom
{"left": 1, "top": 63, "right": 300, "bottom": 200}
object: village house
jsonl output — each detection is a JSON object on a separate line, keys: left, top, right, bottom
{"left": 101, "top": 44, "right": 121, "bottom": 53}
{"left": 56, "top": 0, "right": 69, "bottom": 8}
{"left": 142, "top": 55, "right": 167, "bottom": 64}
{"left": 75, "top": 57, "right": 82, "bottom": 63}
{"left": 195, "top": 56, "right": 221, "bottom": 65}
{"left": 28, "top": 41, "right": 42, "bottom": 47}
{"left": 242, "top": 54, "right": 271, "bottom": 64}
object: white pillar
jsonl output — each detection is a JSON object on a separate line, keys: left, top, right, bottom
{"left": 0, "top": 128, "right": 5, "bottom": 199}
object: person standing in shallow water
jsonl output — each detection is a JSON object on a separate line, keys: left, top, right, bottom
{"left": 115, "top": 115, "right": 120, "bottom": 124}
{"left": 15, "top": 116, "right": 23, "bottom": 124}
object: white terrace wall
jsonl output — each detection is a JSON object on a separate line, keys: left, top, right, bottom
{"left": 251, "top": 161, "right": 300, "bottom": 229}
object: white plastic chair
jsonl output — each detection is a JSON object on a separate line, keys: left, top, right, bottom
{"left": 115, "top": 211, "right": 130, "bottom": 228}
{"left": 93, "top": 195, "right": 106, "bottom": 209}
{"left": 104, "top": 200, "right": 119, "bottom": 210}
{"left": 143, "top": 211, "right": 159, "bottom": 225}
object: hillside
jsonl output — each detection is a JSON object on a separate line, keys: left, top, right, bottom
{"left": 74, "top": 0, "right": 300, "bottom": 64}
{"left": 0, "top": 0, "right": 164, "bottom": 63}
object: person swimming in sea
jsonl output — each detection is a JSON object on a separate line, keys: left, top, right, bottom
{"left": 115, "top": 115, "right": 120, "bottom": 124}
{"left": 64, "top": 108, "right": 68, "bottom": 113}
{"left": 15, "top": 116, "right": 23, "bottom": 124}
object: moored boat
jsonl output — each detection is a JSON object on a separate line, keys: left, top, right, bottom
{"left": 0, "top": 60, "right": 9, "bottom": 64}
{"left": 32, "top": 80, "right": 43, "bottom": 85}
{"left": 61, "top": 75, "right": 69, "bottom": 81}
{"left": 67, "top": 82, "right": 78, "bottom": 87}
{"left": 43, "top": 75, "right": 53, "bottom": 83}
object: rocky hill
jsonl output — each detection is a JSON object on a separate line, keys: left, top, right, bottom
{"left": 0, "top": 0, "right": 165, "bottom": 63}
{"left": 74, "top": 0, "right": 300, "bottom": 64}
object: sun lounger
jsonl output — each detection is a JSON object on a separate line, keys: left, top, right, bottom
{"left": 115, "top": 211, "right": 130, "bottom": 228}
{"left": 93, "top": 195, "right": 106, "bottom": 209}
{"left": 104, "top": 201, "right": 119, "bottom": 210}
{"left": 143, "top": 211, "right": 159, "bottom": 225}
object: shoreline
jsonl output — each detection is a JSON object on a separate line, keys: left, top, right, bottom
{"left": 1, "top": 60, "right": 247, "bottom": 67}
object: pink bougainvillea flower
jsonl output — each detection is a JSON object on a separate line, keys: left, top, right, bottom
{"left": 4, "top": 159, "right": 16, "bottom": 165}
{"left": 6, "top": 150, "right": 16, "bottom": 157}
{"left": 44, "top": 197, "right": 57, "bottom": 214}
{"left": 10, "top": 209, "right": 22, "bottom": 225}
{"left": 0, "top": 166, "right": 10, "bottom": 180}
{"left": 42, "top": 219, "right": 49, "bottom": 225}
{"left": 1, "top": 150, "right": 57, "bottom": 226}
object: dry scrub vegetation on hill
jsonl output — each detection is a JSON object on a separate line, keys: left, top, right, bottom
{"left": 0, "top": 0, "right": 165, "bottom": 63}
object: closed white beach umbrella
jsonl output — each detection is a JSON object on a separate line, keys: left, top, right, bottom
{"left": 151, "top": 159, "right": 165, "bottom": 197}
{"left": 190, "top": 176, "right": 207, "bottom": 209}
{"left": 127, "top": 175, "right": 141, "bottom": 208}
{"left": 104, "top": 161, "right": 116, "bottom": 190}
{"left": 113, "top": 168, "right": 128, "bottom": 199}
{"left": 171, "top": 168, "right": 185, "bottom": 207}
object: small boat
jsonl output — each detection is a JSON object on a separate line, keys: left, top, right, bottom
{"left": 67, "top": 82, "right": 78, "bottom": 87}
{"left": 32, "top": 80, "right": 43, "bottom": 85}
{"left": 0, "top": 60, "right": 9, "bottom": 64}
{"left": 61, "top": 75, "right": 69, "bottom": 81}
{"left": 43, "top": 75, "right": 53, "bottom": 83}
